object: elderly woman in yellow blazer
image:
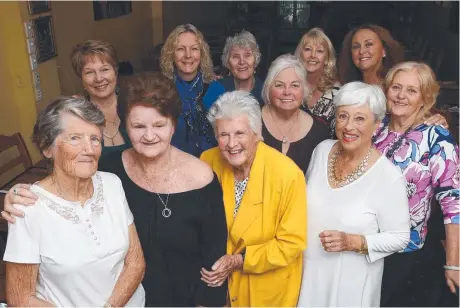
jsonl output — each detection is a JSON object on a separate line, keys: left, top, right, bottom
{"left": 200, "top": 90, "right": 307, "bottom": 306}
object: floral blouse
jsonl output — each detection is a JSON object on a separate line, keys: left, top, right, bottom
{"left": 301, "top": 86, "right": 340, "bottom": 138}
{"left": 374, "top": 117, "right": 459, "bottom": 252}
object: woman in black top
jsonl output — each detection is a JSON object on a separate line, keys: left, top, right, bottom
{"left": 99, "top": 71, "right": 228, "bottom": 306}
{"left": 261, "top": 54, "right": 329, "bottom": 173}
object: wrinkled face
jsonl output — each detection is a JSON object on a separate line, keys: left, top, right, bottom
{"left": 351, "top": 29, "right": 386, "bottom": 73}
{"left": 387, "top": 70, "right": 424, "bottom": 120}
{"left": 127, "top": 105, "right": 175, "bottom": 159}
{"left": 45, "top": 113, "right": 102, "bottom": 179}
{"left": 228, "top": 46, "right": 256, "bottom": 82}
{"left": 335, "top": 103, "right": 379, "bottom": 152}
{"left": 300, "top": 40, "right": 328, "bottom": 74}
{"left": 269, "top": 67, "right": 304, "bottom": 112}
{"left": 216, "top": 115, "right": 259, "bottom": 170}
{"left": 174, "top": 32, "right": 201, "bottom": 81}
{"left": 81, "top": 57, "right": 117, "bottom": 100}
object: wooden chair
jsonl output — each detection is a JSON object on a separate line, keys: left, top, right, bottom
{"left": 0, "top": 133, "right": 49, "bottom": 191}
{"left": 0, "top": 133, "right": 33, "bottom": 179}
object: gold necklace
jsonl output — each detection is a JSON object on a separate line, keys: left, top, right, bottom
{"left": 328, "top": 145, "right": 373, "bottom": 187}
{"left": 51, "top": 174, "right": 91, "bottom": 201}
{"left": 268, "top": 107, "right": 300, "bottom": 144}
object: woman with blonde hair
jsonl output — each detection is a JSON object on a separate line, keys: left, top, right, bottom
{"left": 160, "top": 24, "right": 225, "bottom": 157}
{"left": 295, "top": 27, "right": 340, "bottom": 131}
{"left": 374, "top": 62, "right": 459, "bottom": 307}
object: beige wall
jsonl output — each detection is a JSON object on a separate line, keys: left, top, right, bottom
{"left": 51, "top": 1, "right": 154, "bottom": 95}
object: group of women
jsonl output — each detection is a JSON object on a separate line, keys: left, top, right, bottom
{"left": 1, "top": 21, "right": 458, "bottom": 307}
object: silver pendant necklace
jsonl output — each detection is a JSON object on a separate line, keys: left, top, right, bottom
{"left": 142, "top": 150, "right": 173, "bottom": 218}
{"left": 157, "top": 193, "right": 171, "bottom": 218}
{"left": 268, "top": 106, "right": 300, "bottom": 144}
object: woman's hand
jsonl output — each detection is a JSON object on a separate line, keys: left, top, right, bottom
{"left": 200, "top": 254, "right": 243, "bottom": 287}
{"left": 424, "top": 113, "right": 449, "bottom": 129}
{"left": 1, "top": 184, "right": 38, "bottom": 223}
{"left": 320, "top": 230, "right": 360, "bottom": 252}
{"left": 445, "top": 269, "right": 460, "bottom": 294}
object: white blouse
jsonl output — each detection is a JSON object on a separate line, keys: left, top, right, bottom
{"left": 3, "top": 171, "right": 145, "bottom": 307}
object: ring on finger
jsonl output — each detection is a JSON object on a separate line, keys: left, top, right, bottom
{"left": 13, "top": 187, "right": 18, "bottom": 195}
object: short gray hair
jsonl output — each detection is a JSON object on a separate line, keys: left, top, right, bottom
{"left": 261, "top": 54, "right": 309, "bottom": 105}
{"left": 32, "top": 96, "right": 105, "bottom": 153}
{"left": 207, "top": 90, "right": 262, "bottom": 137}
{"left": 221, "top": 30, "right": 261, "bottom": 69}
{"left": 334, "top": 82, "right": 387, "bottom": 122}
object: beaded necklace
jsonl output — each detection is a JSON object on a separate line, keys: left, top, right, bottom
{"left": 373, "top": 120, "right": 414, "bottom": 159}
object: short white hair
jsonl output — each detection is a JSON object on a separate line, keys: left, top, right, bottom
{"left": 207, "top": 90, "right": 262, "bottom": 137}
{"left": 221, "top": 30, "right": 261, "bottom": 69}
{"left": 262, "top": 54, "right": 309, "bottom": 105}
{"left": 334, "top": 82, "right": 387, "bottom": 121}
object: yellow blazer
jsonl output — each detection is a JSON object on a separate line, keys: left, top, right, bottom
{"left": 201, "top": 142, "right": 307, "bottom": 307}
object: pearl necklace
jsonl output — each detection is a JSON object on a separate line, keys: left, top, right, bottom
{"left": 328, "top": 146, "right": 373, "bottom": 187}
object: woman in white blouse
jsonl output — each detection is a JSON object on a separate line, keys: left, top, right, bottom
{"left": 298, "top": 82, "right": 410, "bottom": 307}
{"left": 3, "top": 97, "right": 145, "bottom": 307}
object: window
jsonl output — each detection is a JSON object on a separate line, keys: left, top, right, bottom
{"left": 278, "top": 1, "right": 311, "bottom": 29}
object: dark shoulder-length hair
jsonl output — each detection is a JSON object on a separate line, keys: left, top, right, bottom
{"left": 338, "top": 24, "right": 404, "bottom": 84}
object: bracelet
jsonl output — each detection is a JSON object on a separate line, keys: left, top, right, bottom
{"left": 444, "top": 265, "right": 460, "bottom": 271}
{"left": 356, "top": 235, "right": 368, "bottom": 255}
{"left": 103, "top": 302, "right": 114, "bottom": 308}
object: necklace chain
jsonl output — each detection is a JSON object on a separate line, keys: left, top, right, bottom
{"left": 51, "top": 174, "right": 91, "bottom": 201}
{"left": 328, "top": 145, "right": 373, "bottom": 187}
{"left": 268, "top": 107, "right": 300, "bottom": 144}
{"left": 141, "top": 151, "right": 173, "bottom": 218}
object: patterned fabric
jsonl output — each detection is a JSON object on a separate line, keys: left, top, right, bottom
{"left": 374, "top": 116, "right": 460, "bottom": 252}
{"left": 301, "top": 86, "right": 340, "bottom": 137}
{"left": 36, "top": 173, "right": 105, "bottom": 223}
{"left": 234, "top": 177, "right": 249, "bottom": 217}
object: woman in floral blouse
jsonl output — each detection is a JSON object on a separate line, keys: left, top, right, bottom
{"left": 374, "top": 62, "right": 459, "bottom": 307}
{"left": 294, "top": 28, "right": 340, "bottom": 136}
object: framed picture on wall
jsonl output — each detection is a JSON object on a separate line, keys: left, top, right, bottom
{"left": 28, "top": 1, "right": 51, "bottom": 15}
{"left": 93, "top": 1, "right": 132, "bottom": 21}
{"left": 33, "top": 16, "right": 58, "bottom": 63}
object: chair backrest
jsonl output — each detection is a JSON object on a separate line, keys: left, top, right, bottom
{"left": 0, "top": 133, "right": 33, "bottom": 176}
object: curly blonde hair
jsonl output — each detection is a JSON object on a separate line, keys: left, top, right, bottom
{"left": 383, "top": 61, "right": 440, "bottom": 120}
{"left": 294, "top": 28, "right": 338, "bottom": 93}
{"left": 160, "top": 24, "right": 214, "bottom": 83}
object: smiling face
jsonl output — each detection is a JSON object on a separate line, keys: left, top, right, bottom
{"left": 127, "top": 105, "right": 175, "bottom": 159}
{"left": 300, "top": 39, "right": 328, "bottom": 74}
{"left": 228, "top": 46, "right": 256, "bottom": 82}
{"left": 387, "top": 69, "right": 424, "bottom": 121}
{"left": 45, "top": 113, "right": 102, "bottom": 179}
{"left": 269, "top": 67, "right": 304, "bottom": 111}
{"left": 174, "top": 32, "right": 201, "bottom": 81}
{"left": 351, "top": 29, "right": 386, "bottom": 73}
{"left": 81, "top": 57, "right": 117, "bottom": 100}
{"left": 335, "top": 103, "right": 379, "bottom": 152}
{"left": 216, "top": 115, "right": 259, "bottom": 170}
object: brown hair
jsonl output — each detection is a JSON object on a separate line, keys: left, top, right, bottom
{"left": 119, "top": 71, "right": 182, "bottom": 126}
{"left": 294, "top": 27, "right": 338, "bottom": 92}
{"left": 70, "top": 40, "right": 119, "bottom": 78}
{"left": 160, "top": 24, "right": 214, "bottom": 83}
{"left": 383, "top": 61, "right": 440, "bottom": 119}
{"left": 338, "top": 25, "right": 404, "bottom": 84}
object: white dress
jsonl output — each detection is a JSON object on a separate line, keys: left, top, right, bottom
{"left": 298, "top": 140, "right": 410, "bottom": 307}
{"left": 4, "top": 171, "right": 145, "bottom": 307}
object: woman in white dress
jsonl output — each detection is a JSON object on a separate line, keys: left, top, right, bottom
{"left": 298, "top": 82, "right": 410, "bottom": 307}
{"left": 3, "top": 97, "right": 145, "bottom": 307}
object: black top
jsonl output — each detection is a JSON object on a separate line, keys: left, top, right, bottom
{"left": 99, "top": 151, "right": 228, "bottom": 307}
{"left": 218, "top": 75, "right": 265, "bottom": 106}
{"left": 262, "top": 118, "right": 330, "bottom": 173}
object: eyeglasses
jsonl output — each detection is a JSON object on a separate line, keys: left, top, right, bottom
{"left": 60, "top": 134, "right": 102, "bottom": 148}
